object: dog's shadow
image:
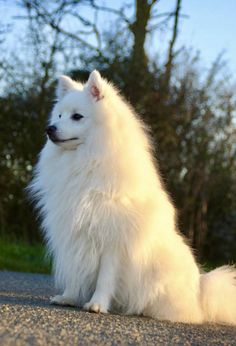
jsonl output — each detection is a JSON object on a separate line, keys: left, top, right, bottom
{"left": 0, "top": 290, "right": 80, "bottom": 312}
{"left": 0, "top": 271, "right": 79, "bottom": 311}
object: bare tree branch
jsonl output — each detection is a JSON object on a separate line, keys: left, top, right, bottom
{"left": 21, "top": 0, "right": 103, "bottom": 53}
{"left": 89, "top": 0, "right": 131, "bottom": 25}
{"left": 164, "top": 0, "right": 182, "bottom": 88}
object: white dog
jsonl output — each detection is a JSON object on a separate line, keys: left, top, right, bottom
{"left": 29, "top": 70, "right": 236, "bottom": 324}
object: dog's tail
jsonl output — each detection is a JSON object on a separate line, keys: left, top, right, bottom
{"left": 200, "top": 265, "right": 236, "bottom": 325}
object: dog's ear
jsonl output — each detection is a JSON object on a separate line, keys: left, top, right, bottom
{"left": 56, "top": 75, "right": 82, "bottom": 100}
{"left": 86, "top": 70, "right": 104, "bottom": 101}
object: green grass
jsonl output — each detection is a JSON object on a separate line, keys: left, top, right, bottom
{"left": 0, "top": 238, "right": 216, "bottom": 275}
{"left": 0, "top": 238, "right": 51, "bottom": 274}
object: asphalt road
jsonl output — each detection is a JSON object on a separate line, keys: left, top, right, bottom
{"left": 0, "top": 271, "right": 235, "bottom": 346}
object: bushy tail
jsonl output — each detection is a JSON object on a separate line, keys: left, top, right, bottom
{"left": 200, "top": 266, "right": 236, "bottom": 325}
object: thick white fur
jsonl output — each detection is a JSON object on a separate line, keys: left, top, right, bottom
{"left": 29, "top": 70, "right": 236, "bottom": 324}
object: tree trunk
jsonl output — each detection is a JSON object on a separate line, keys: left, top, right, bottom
{"left": 127, "top": 0, "right": 156, "bottom": 103}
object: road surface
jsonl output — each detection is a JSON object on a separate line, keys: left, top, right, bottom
{"left": 0, "top": 271, "right": 235, "bottom": 345}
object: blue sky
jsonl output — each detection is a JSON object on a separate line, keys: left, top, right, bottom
{"left": 175, "top": 0, "right": 236, "bottom": 74}
{"left": 145, "top": 0, "right": 236, "bottom": 75}
{"left": 2, "top": 0, "right": 236, "bottom": 76}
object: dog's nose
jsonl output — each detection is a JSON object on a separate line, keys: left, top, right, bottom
{"left": 46, "top": 125, "right": 57, "bottom": 136}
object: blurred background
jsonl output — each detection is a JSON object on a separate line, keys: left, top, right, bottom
{"left": 0, "top": 0, "right": 235, "bottom": 273}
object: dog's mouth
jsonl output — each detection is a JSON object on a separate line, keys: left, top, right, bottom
{"left": 48, "top": 134, "right": 79, "bottom": 143}
{"left": 52, "top": 137, "right": 79, "bottom": 143}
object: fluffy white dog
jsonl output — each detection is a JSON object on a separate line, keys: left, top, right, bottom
{"left": 29, "top": 70, "right": 236, "bottom": 324}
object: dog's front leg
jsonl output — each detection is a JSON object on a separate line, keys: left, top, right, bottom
{"left": 83, "top": 248, "right": 117, "bottom": 313}
{"left": 50, "top": 287, "right": 78, "bottom": 307}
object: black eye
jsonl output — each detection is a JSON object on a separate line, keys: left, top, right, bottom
{"left": 71, "top": 113, "right": 84, "bottom": 121}
{"left": 59, "top": 114, "right": 62, "bottom": 118}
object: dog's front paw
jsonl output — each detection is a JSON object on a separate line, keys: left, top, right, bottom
{"left": 83, "top": 301, "right": 108, "bottom": 314}
{"left": 50, "top": 295, "right": 77, "bottom": 307}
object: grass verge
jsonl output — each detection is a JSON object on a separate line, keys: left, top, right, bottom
{"left": 0, "top": 238, "right": 215, "bottom": 274}
{"left": 0, "top": 238, "right": 51, "bottom": 274}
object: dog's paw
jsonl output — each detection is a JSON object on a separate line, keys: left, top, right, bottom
{"left": 50, "top": 295, "right": 77, "bottom": 307}
{"left": 83, "top": 301, "right": 108, "bottom": 313}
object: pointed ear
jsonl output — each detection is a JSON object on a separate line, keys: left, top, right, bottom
{"left": 86, "top": 70, "right": 104, "bottom": 101}
{"left": 56, "top": 75, "right": 82, "bottom": 100}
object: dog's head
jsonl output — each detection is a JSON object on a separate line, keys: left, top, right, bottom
{"left": 47, "top": 70, "right": 107, "bottom": 150}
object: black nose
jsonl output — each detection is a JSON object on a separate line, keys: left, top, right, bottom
{"left": 46, "top": 125, "right": 57, "bottom": 136}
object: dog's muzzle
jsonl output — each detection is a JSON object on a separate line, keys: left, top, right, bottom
{"left": 46, "top": 125, "right": 79, "bottom": 144}
{"left": 46, "top": 125, "right": 58, "bottom": 142}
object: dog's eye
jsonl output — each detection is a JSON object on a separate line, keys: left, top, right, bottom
{"left": 71, "top": 113, "right": 84, "bottom": 121}
{"left": 59, "top": 114, "right": 62, "bottom": 118}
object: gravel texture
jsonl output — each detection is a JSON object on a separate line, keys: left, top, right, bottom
{"left": 0, "top": 271, "right": 235, "bottom": 345}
